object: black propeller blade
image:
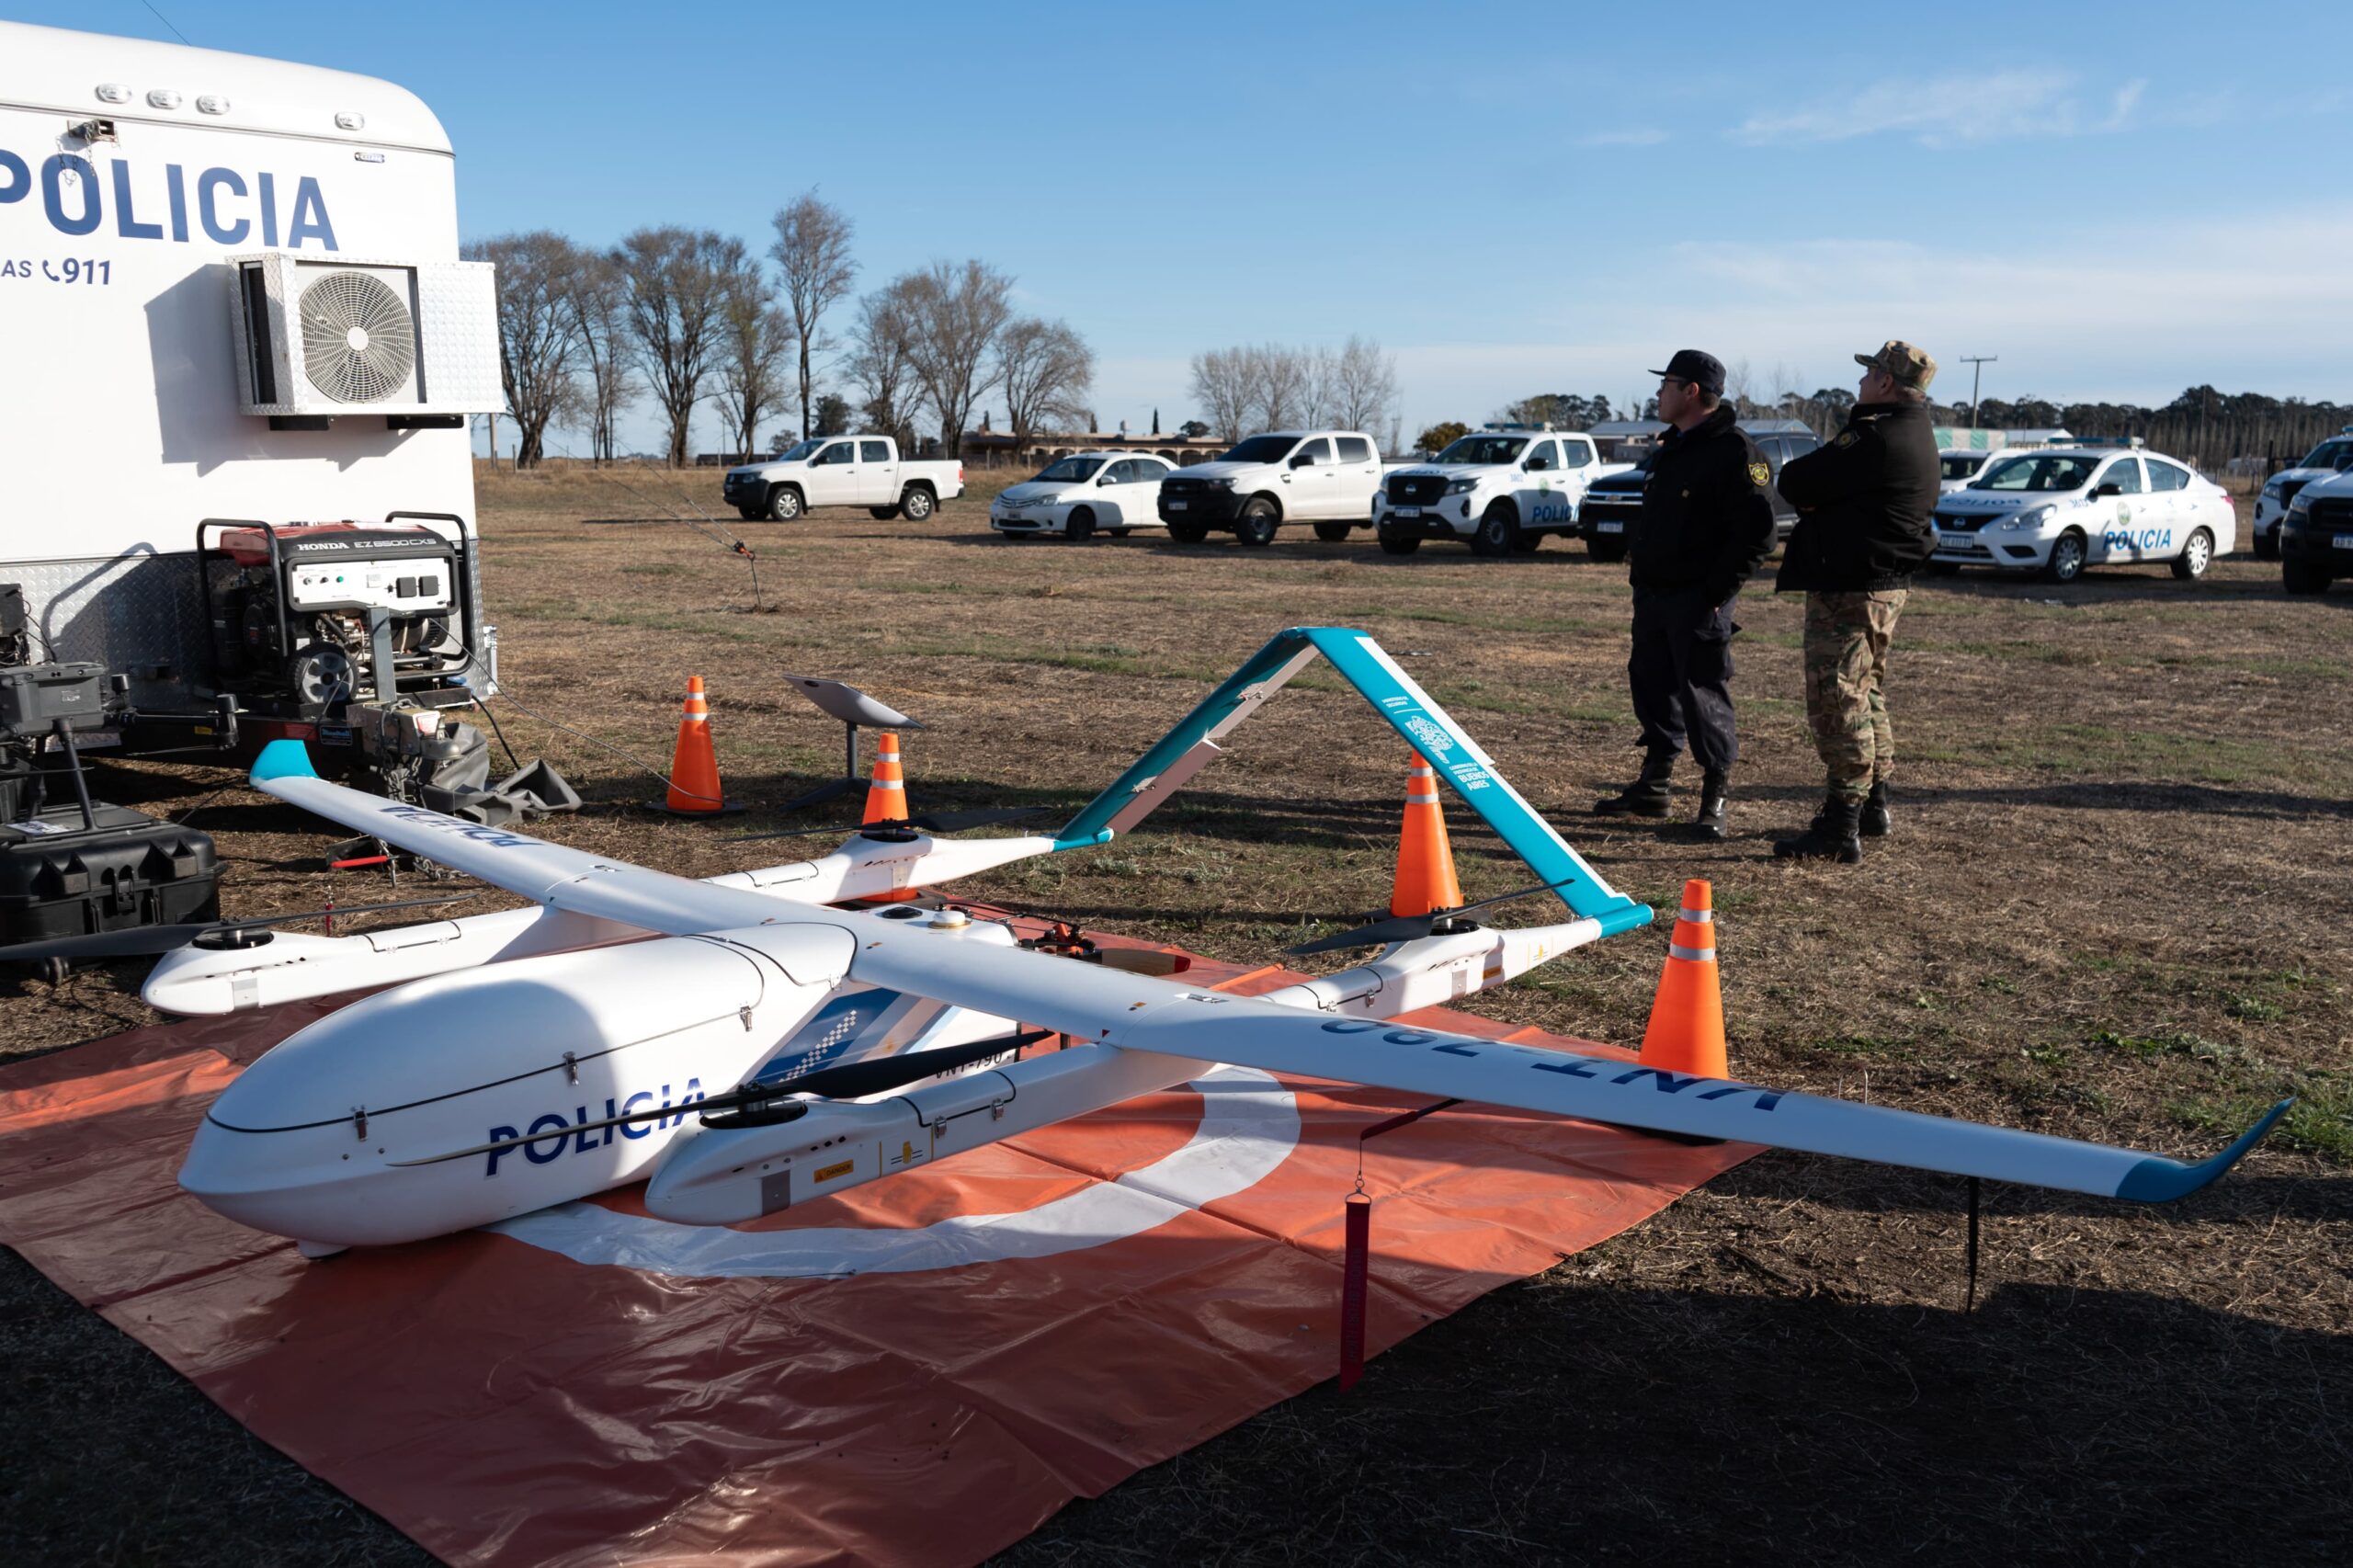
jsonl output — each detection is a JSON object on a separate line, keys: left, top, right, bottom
{"left": 393, "top": 1029, "right": 1051, "bottom": 1166}
{"left": 728, "top": 806, "right": 1046, "bottom": 843}
{"left": 1283, "top": 876, "right": 1583, "bottom": 957}
{"left": 0, "top": 894, "right": 480, "bottom": 965}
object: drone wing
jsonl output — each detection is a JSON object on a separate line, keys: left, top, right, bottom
{"left": 252, "top": 743, "right": 2288, "bottom": 1206}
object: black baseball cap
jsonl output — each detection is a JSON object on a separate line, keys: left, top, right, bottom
{"left": 1647, "top": 349, "right": 1726, "bottom": 396}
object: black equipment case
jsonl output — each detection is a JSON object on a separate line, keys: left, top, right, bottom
{"left": 0, "top": 803, "right": 220, "bottom": 946}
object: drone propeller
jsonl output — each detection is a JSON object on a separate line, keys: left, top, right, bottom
{"left": 1282, "top": 876, "right": 1582, "bottom": 957}
{"left": 728, "top": 805, "right": 1047, "bottom": 843}
{"left": 0, "top": 894, "right": 480, "bottom": 966}
{"left": 392, "top": 1028, "right": 1051, "bottom": 1166}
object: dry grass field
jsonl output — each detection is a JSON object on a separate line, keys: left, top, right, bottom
{"left": 6, "top": 457, "right": 2350, "bottom": 1565}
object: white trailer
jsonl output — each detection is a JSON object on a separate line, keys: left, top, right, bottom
{"left": 0, "top": 22, "right": 551, "bottom": 819}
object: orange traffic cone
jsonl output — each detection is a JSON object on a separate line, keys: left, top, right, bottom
{"left": 659, "top": 676, "right": 734, "bottom": 816}
{"left": 1390, "top": 753, "right": 1464, "bottom": 918}
{"left": 861, "top": 730, "right": 909, "bottom": 825}
{"left": 1638, "top": 879, "right": 1727, "bottom": 1079}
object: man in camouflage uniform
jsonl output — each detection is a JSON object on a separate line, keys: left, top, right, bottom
{"left": 1770, "top": 341, "right": 1942, "bottom": 862}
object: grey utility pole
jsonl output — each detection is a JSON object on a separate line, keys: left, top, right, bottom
{"left": 1959, "top": 355, "right": 1997, "bottom": 428}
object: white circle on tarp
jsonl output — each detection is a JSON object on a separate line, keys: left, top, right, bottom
{"left": 486, "top": 1066, "right": 1299, "bottom": 1278}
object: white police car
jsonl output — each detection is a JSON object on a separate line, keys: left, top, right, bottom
{"left": 2251, "top": 428, "right": 2353, "bottom": 560}
{"left": 1938, "top": 449, "right": 2001, "bottom": 492}
{"left": 2279, "top": 466, "right": 2353, "bottom": 594}
{"left": 1929, "top": 441, "right": 2235, "bottom": 584}
{"left": 989, "top": 450, "right": 1174, "bottom": 541}
{"left": 1371, "top": 426, "right": 1631, "bottom": 556}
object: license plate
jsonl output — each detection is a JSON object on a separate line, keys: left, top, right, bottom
{"left": 1392, "top": 506, "right": 1422, "bottom": 518}
{"left": 1167, "top": 501, "right": 1187, "bottom": 511}
{"left": 1595, "top": 520, "right": 1623, "bottom": 534}
{"left": 2335, "top": 533, "right": 2353, "bottom": 551}
{"left": 1938, "top": 532, "right": 1971, "bottom": 548}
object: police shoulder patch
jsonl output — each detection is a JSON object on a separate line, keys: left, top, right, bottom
{"left": 1747, "top": 461, "right": 1769, "bottom": 487}
{"left": 1836, "top": 431, "right": 1859, "bottom": 448}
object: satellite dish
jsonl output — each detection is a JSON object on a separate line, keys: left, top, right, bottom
{"left": 779, "top": 675, "right": 922, "bottom": 731}
{"left": 299, "top": 271, "right": 416, "bottom": 403}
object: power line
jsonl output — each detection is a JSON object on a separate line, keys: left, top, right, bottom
{"left": 139, "top": 0, "right": 192, "bottom": 46}
{"left": 1958, "top": 355, "right": 1997, "bottom": 428}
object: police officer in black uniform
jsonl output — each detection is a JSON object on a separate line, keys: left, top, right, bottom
{"left": 1592, "top": 350, "right": 1777, "bottom": 838}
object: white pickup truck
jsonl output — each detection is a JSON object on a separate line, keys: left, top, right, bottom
{"left": 723, "top": 437, "right": 966, "bottom": 522}
{"left": 1372, "top": 426, "right": 1633, "bottom": 555}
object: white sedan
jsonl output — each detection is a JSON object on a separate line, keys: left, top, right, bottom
{"left": 989, "top": 451, "right": 1175, "bottom": 541}
{"left": 1928, "top": 444, "right": 2236, "bottom": 583}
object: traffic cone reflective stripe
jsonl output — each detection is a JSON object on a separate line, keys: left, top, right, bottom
{"left": 862, "top": 731, "right": 909, "bottom": 825}
{"left": 1389, "top": 754, "right": 1464, "bottom": 919}
{"left": 664, "top": 676, "right": 726, "bottom": 813}
{"left": 1638, "top": 878, "right": 1727, "bottom": 1080}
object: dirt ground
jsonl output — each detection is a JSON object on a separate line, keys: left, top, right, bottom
{"left": 6, "top": 459, "right": 2349, "bottom": 1566}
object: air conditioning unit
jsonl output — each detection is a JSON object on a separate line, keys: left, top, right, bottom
{"left": 229, "top": 252, "right": 504, "bottom": 420}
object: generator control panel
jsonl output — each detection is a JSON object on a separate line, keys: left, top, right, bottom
{"left": 286, "top": 562, "right": 452, "bottom": 613}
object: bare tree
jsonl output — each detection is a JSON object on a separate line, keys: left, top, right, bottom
{"left": 844, "top": 280, "right": 923, "bottom": 450}
{"left": 714, "top": 256, "right": 796, "bottom": 463}
{"left": 1254, "top": 345, "right": 1313, "bottom": 429}
{"left": 568, "top": 251, "right": 636, "bottom": 463}
{"left": 892, "top": 259, "right": 1015, "bottom": 457}
{"left": 611, "top": 226, "right": 743, "bottom": 466}
{"left": 995, "top": 317, "right": 1095, "bottom": 460}
{"left": 768, "top": 190, "right": 858, "bottom": 441}
{"left": 1324, "top": 335, "right": 1400, "bottom": 434}
{"left": 1188, "top": 347, "right": 1254, "bottom": 444}
{"left": 464, "top": 231, "right": 586, "bottom": 469}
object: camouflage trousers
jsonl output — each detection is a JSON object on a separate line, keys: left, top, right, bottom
{"left": 1802, "top": 590, "right": 1907, "bottom": 802}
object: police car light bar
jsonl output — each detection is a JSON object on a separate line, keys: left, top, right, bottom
{"left": 1481, "top": 422, "right": 1558, "bottom": 433}
{"left": 2074, "top": 437, "right": 2144, "bottom": 449}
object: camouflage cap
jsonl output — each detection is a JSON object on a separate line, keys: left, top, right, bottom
{"left": 1855, "top": 340, "right": 1937, "bottom": 392}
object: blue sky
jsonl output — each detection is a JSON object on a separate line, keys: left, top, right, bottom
{"left": 16, "top": 0, "right": 2353, "bottom": 451}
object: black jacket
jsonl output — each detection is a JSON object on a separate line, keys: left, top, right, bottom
{"left": 1628, "top": 404, "right": 1777, "bottom": 603}
{"left": 1774, "top": 402, "right": 1939, "bottom": 593}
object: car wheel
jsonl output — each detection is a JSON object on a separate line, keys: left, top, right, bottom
{"left": 1065, "top": 507, "right": 1095, "bottom": 543}
{"left": 1510, "top": 527, "right": 1542, "bottom": 553}
{"left": 1376, "top": 528, "right": 1421, "bottom": 556}
{"left": 1586, "top": 538, "right": 1627, "bottom": 563}
{"left": 735, "top": 506, "right": 761, "bottom": 522}
{"left": 1312, "top": 521, "right": 1353, "bottom": 542}
{"left": 868, "top": 506, "right": 902, "bottom": 520}
{"left": 2283, "top": 558, "right": 2332, "bottom": 595}
{"left": 2042, "top": 528, "right": 2087, "bottom": 584}
{"left": 1167, "top": 521, "right": 1211, "bottom": 544}
{"left": 2170, "top": 527, "right": 2213, "bottom": 580}
{"left": 2254, "top": 524, "right": 2279, "bottom": 561}
{"left": 900, "top": 485, "right": 936, "bottom": 521}
{"left": 1469, "top": 501, "right": 1517, "bottom": 557}
{"left": 1234, "top": 497, "right": 1279, "bottom": 547}
{"left": 766, "top": 485, "right": 803, "bottom": 522}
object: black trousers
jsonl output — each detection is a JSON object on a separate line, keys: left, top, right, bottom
{"left": 1628, "top": 585, "right": 1740, "bottom": 772}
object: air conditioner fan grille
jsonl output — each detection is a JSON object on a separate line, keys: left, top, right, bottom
{"left": 298, "top": 271, "right": 416, "bottom": 403}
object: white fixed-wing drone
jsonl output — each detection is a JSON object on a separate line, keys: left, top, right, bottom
{"left": 113, "top": 628, "right": 2280, "bottom": 1256}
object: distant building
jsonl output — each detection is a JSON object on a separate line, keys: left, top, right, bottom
{"left": 1930, "top": 426, "right": 2073, "bottom": 452}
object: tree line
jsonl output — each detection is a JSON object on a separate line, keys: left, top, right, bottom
{"left": 466, "top": 193, "right": 1097, "bottom": 468}
{"left": 1186, "top": 339, "right": 1403, "bottom": 448}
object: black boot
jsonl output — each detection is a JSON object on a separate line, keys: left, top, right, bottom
{"left": 1594, "top": 753, "right": 1674, "bottom": 817}
{"left": 1688, "top": 768, "right": 1729, "bottom": 840}
{"left": 1773, "top": 794, "right": 1862, "bottom": 862}
{"left": 1859, "top": 780, "right": 1892, "bottom": 838}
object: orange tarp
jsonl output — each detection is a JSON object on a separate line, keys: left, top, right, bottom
{"left": 0, "top": 949, "right": 1752, "bottom": 1567}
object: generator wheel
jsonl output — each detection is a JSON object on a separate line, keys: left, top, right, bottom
{"left": 900, "top": 485, "right": 937, "bottom": 521}
{"left": 766, "top": 485, "right": 804, "bottom": 522}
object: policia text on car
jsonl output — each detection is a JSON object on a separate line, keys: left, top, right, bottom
{"left": 1591, "top": 349, "right": 1777, "bottom": 840}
